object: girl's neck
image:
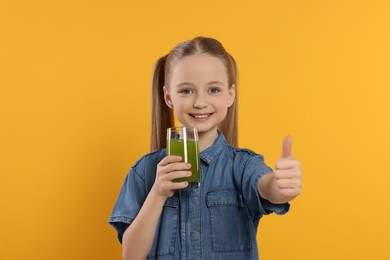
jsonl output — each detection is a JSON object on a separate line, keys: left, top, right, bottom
{"left": 198, "top": 129, "right": 219, "bottom": 152}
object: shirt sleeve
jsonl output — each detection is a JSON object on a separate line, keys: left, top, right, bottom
{"left": 108, "top": 166, "right": 147, "bottom": 243}
{"left": 241, "top": 154, "right": 290, "bottom": 219}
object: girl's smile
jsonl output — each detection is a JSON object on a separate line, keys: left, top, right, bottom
{"left": 189, "top": 113, "right": 213, "bottom": 121}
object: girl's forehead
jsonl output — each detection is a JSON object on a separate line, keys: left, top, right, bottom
{"left": 169, "top": 54, "right": 228, "bottom": 85}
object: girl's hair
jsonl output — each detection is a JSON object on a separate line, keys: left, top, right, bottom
{"left": 150, "top": 36, "right": 238, "bottom": 151}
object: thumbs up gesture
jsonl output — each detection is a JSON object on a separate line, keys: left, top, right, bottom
{"left": 273, "top": 135, "right": 302, "bottom": 200}
{"left": 258, "top": 136, "right": 302, "bottom": 204}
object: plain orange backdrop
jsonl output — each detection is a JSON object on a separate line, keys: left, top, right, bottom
{"left": 1, "top": 1, "right": 390, "bottom": 259}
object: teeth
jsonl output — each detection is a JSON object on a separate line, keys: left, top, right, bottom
{"left": 194, "top": 114, "right": 210, "bottom": 119}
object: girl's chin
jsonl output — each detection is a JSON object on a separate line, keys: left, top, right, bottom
{"left": 194, "top": 126, "right": 219, "bottom": 135}
{"left": 177, "top": 120, "right": 219, "bottom": 134}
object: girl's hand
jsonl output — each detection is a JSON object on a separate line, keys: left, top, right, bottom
{"left": 151, "top": 156, "right": 191, "bottom": 199}
{"left": 273, "top": 136, "right": 302, "bottom": 200}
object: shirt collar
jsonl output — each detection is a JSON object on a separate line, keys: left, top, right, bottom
{"left": 200, "top": 131, "right": 227, "bottom": 165}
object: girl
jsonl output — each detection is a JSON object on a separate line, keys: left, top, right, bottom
{"left": 109, "top": 36, "right": 302, "bottom": 260}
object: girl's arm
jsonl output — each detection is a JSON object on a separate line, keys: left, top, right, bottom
{"left": 257, "top": 136, "right": 302, "bottom": 204}
{"left": 122, "top": 156, "right": 191, "bottom": 260}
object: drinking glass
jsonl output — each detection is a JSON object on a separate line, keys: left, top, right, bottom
{"left": 167, "top": 127, "right": 200, "bottom": 189}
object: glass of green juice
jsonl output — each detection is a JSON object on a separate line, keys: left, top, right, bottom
{"left": 167, "top": 127, "right": 200, "bottom": 189}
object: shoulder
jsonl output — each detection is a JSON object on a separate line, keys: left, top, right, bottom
{"left": 224, "top": 144, "right": 270, "bottom": 173}
{"left": 226, "top": 144, "right": 265, "bottom": 161}
{"left": 128, "top": 149, "right": 166, "bottom": 188}
{"left": 132, "top": 149, "right": 166, "bottom": 173}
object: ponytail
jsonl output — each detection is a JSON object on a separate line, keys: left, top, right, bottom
{"left": 150, "top": 55, "right": 174, "bottom": 151}
{"left": 219, "top": 53, "right": 238, "bottom": 147}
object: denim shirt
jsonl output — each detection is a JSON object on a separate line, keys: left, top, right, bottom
{"left": 109, "top": 132, "right": 289, "bottom": 260}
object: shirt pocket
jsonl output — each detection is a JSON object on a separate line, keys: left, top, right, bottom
{"left": 147, "top": 195, "right": 180, "bottom": 259}
{"left": 206, "top": 190, "right": 251, "bottom": 252}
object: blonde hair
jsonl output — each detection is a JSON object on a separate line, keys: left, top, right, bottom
{"left": 150, "top": 36, "right": 238, "bottom": 151}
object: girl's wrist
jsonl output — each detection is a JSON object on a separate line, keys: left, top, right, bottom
{"left": 149, "top": 185, "right": 170, "bottom": 204}
{"left": 258, "top": 173, "right": 273, "bottom": 200}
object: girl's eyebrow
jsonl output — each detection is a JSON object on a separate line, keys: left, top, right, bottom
{"left": 208, "top": 81, "right": 224, "bottom": 86}
{"left": 175, "top": 82, "right": 195, "bottom": 88}
{"left": 175, "top": 81, "right": 224, "bottom": 88}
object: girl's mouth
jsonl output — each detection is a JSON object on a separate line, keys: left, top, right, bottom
{"left": 189, "top": 113, "right": 213, "bottom": 120}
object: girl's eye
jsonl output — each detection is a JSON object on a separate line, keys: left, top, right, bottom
{"left": 209, "top": 87, "right": 220, "bottom": 94}
{"left": 180, "top": 89, "right": 193, "bottom": 95}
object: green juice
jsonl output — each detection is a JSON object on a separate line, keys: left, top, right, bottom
{"left": 167, "top": 139, "right": 200, "bottom": 188}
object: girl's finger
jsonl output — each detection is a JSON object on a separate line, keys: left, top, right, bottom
{"left": 158, "top": 156, "right": 182, "bottom": 167}
{"left": 165, "top": 181, "right": 189, "bottom": 190}
{"left": 276, "top": 179, "right": 298, "bottom": 189}
{"left": 274, "top": 169, "right": 299, "bottom": 180}
{"left": 161, "top": 162, "right": 191, "bottom": 174}
{"left": 279, "top": 188, "right": 300, "bottom": 198}
{"left": 274, "top": 159, "right": 300, "bottom": 170}
{"left": 281, "top": 135, "right": 293, "bottom": 159}
{"left": 160, "top": 170, "right": 191, "bottom": 182}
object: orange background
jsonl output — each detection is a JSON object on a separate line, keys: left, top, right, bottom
{"left": 1, "top": 1, "right": 389, "bottom": 259}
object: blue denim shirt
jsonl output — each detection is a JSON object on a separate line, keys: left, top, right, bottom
{"left": 109, "top": 132, "right": 289, "bottom": 259}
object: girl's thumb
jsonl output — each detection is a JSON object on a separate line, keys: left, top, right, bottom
{"left": 281, "top": 135, "right": 293, "bottom": 159}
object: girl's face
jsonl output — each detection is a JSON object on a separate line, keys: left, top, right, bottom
{"left": 164, "top": 54, "right": 235, "bottom": 138}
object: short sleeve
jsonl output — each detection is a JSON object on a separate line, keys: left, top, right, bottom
{"left": 241, "top": 154, "right": 290, "bottom": 219}
{"left": 108, "top": 167, "right": 147, "bottom": 243}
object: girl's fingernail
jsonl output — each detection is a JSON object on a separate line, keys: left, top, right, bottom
{"left": 186, "top": 163, "right": 191, "bottom": 168}
{"left": 187, "top": 171, "right": 192, "bottom": 176}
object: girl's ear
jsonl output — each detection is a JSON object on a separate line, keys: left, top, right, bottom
{"left": 227, "top": 84, "right": 236, "bottom": 107}
{"left": 163, "top": 86, "right": 173, "bottom": 109}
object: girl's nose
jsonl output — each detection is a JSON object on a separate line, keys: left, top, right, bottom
{"left": 193, "top": 94, "right": 208, "bottom": 109}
